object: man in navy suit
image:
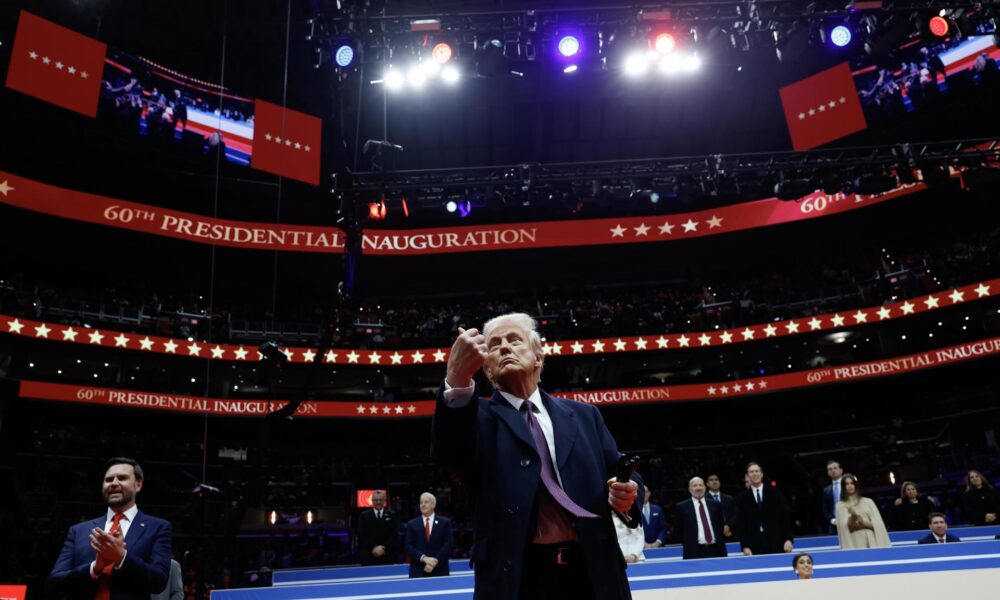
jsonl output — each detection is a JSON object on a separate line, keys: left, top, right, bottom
{"left": 705, "top": 474, "right": 736, "bottom": 538}
{"left": 821, "top": 460, "right": 844, "bottom": 534}
{"left": 917, "top": 513, "right": 962, "bottom": 544}
{"left": 433, "top": 313, "right": 640, "bottom": 600}
{"left": 673, "top": 477, "right": 728, "bottom": 559}
{"left": 641, "top": 486, "right": 668, "bottom": 548}
{"left": 404, "top": 492, "right": 454, "bottom": 577}
{"left": 48, "top": 457, "right": 172, "bottom": 600}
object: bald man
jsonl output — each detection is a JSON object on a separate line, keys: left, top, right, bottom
{"left": 673, "top": 477, "right": 727, "bottom": 560}
{"left": 404, "top": 493, "right": 453, "bottom": 578}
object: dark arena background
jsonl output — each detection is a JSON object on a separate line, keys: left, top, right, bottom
{"left": 2, "top": 1, "right": 1000, "bottom": 599}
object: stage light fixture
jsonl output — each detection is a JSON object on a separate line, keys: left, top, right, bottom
{"left": 854, "top": 173, "right": 898, "bottom": 195}
{"left": 653, "top": 32, "right": 676, "bottom": 54}
{"left": 476, "top": 39, "right": 506, "bottom": 77}
{"left": 384, "top": 68, "right": 404, "bottom": 91}
{"left": 682, "top": 54, "right": 701, "bottom": 71}
{"left": 458, "top": 199, "right": 472, "bottom": 218}
{"left": 432, "top": 42, "right": 453, "bottom": 64}
{"left": 830, "top": 25, "right": 852, "bottom": 47}
{"left": 563, "top": 64, "right": 578, "bottom": 73}
{"left": 659, "top": 53, "right": 682, "bottom": 74}
{"left": 445, "top": 200, "right": 458, "bottom": 213}
{"left": 441, "top": 65, "right": 460, "bottom": 83}
{"left": 420, "top": 59, "right": 441, "bottom": 76}
{"left": 407, "top": 65, "right": 427, "bottom": 88}
{"left": 335, "top": 44, "right": 355, "bottom": 68}
{"left": 624, "top": 52, "right": 649, "bottom": 76}
{"left": 558, "top": 35, "right": 581, "bottom": 57}
{"left": 929, "top": 16, "right": 950, "bottom": 37}
{"left": 774, "top": 178, "right": 814, "bottom": 201}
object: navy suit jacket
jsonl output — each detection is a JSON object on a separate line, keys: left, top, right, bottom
{"left": 917, "top": 533, "right": 961, "bottom": 544}
{"left": 822, "top": 481, "right": 840, "bottom": 533}
{"left": 673, "top": 498, "right": 728, "bottom": 560}
{"left": 48, "top": 510, "right": 172, "bottom": 600}
{"left": 404, "top": 514, "right": 454, "bottom": 577}
{"left": 642, "top": 503, "right": 668, "bottom": 545}
{"left": 432, "top": 384, "right": 641, "bottom": 600}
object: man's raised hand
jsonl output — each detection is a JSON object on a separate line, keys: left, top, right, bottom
{"left": 446, "top": 327, "right": 487, "bottom": 388}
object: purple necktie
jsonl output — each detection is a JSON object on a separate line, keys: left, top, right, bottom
{"left": 522, "top": 401, "right": 597, "bottom": 518}
{"left": 698, "top": 500, "right": 714, "bottom": 544}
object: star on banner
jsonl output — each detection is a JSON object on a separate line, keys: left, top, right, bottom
{"left": 742, "top": 328, "right": 755, "bottom": 340}
{"left": 163, "top": 340, "right": 178, "bottom": 353}
{"left": 853, "top": 310, "right": 868, "bottom": 324}
{"left": 368, "top": 405, "right": 378, "bottom": 414}
{"left": 830, "top": 314, "right": 846, "bottom": 327}
{"left": 211, "top": 346, "right": 225, "bottom": 359}
{"left": 658, "top": 221, "right": 675, "bottom": 235}
{"left": 62, "top": 327, "right": 78, "bottom": 341}
{"left": 610, "top": 225, "right": 626, "bottom": 238}
{"left": 900, "top": 301, "right": 915, "bottom": 315}
{"left": 764, "top": 324, "right": 777, "bottom": 337}
{"left": 234, "top": 347, "right": 248, "bottom": 360}
{"left": 390, "top": 353, "right": 403, "bottom": 364}
{"left": 975, "top": 283, "right": 990, "bottom": 297}
{"left": 7, "top": 319, "right": 24, "bottom": 334}
{"left": 114, "top": 333, "right": 129, "bottom": 347}
{"left": 634, "top": 338, "right": 648, "bottom": 350}
{"left": 139, "top": 337, "right": 154, "bottom": 350}
{"left": 656, "top": 336, "right": 668, "bottom": 348}
{"left": 706, "top": 215, "right": 723, "bottom": 229}
{"left": 677, "top": 335, "right": 691, "bottom": 347}
{"left": 720, "top": 331, "right": 733, "bottom": 344}
{"left": 356, "top": 405, "right": 366, "bottom": 414}
{"left": 808, "top": 318, "right": 822, "bottom": 331}
{"left": 89, "top": 330, "right": 104, "bottom": 344}
{"left": 323, "top": 350, "right": 337, "bottom": 363}
{"left": 746, "top": 380, "right": 756, "bottom": 391}
{"left": 592, "top": 340, "right": 606, "bottom": 352}
{"left": 633, "top": 223, "right": 650, "bottom": 236}
{"left": 720, "top": 385, "right": 730, "bottom": 394}
{"left": 549, "top": 343, "right": 562, "bottom": 355}
{"left": 382, "top": 406, "right": 391, "bottom": 415}
{"left": 34, "top": 323, "right": 51, "bottom": 338}
{"left": 395, "top": 405, "right": 404, "bottom": 414}
{"left": 877, "top": 307, "right": 892, "bottom": 320}
{"left": 347, "top": 351, "right": 360, "bottom": 363}
{"left": 785, "top": 321, "right": 800, "bottom": 333}
{"left": 411, "top": 351, "right": 425, "bottom": 363}
{"left": 698, "top": 334, "right": 712, "bottom": 346}
{"left": 407, "top": 405, "right": 417, "bottom": 413}
{"left": 433, "top": 350, "right": 447, "bottom": 362}
{"left": 949, "top": 290, "right": 965, "bottom": 304}
{"left": 733, "top": 383, "right": 743, "bottom": 392}
{"left": 369, "top": 352, "right": 382, "bottom": 364}
{"left": 303, "top": 349, "right": 317, "bottom": 362}
{"left": 682, "top": 219, "right": 698, "bottom": 232}
{"left": 188, "top": 342, "right": 202, "bottom": 356}
{"left": 707, "top": 386, "right": 717, "bottom": 395}
{"left": 571, "top": 341, "right": 584, "bottom": 353}
{"left": 613, "top": 339, "right": 627, "bottom": 351}
{"left": 0, "top": 180, "right": 14, "bottom": 196}
{"left": 923, "top": 296, "right": 939, "bottom": 309}
{"left": 282, "top": 348, "right": 294, "bottom": 361}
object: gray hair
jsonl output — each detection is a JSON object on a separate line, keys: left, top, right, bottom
{"left": 420, "top": 492, "right": 437, "bottom": 505}
{"left": 482, "top": 313, "right": 545, "bottom": 356}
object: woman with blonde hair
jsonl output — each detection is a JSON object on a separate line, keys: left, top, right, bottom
{"left": 836, "top": 473, "right": 891, "bottom": 549}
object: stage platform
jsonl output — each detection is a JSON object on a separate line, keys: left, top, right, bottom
{"left": 212, "top": 535, "right": 1000, "bottom": 600}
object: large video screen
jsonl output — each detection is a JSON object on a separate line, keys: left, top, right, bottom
{"left": 99, "top": 48, "right": 255, "bottom": 166}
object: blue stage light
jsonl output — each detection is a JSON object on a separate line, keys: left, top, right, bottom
{"left": 830, "top": 25, "right": 852, "bottom": 47}
{"left": 558, "top": 35, "right": 581, "bottom": 58}
{"left": 335, "top": 45, "right": 355, "bottom": 67}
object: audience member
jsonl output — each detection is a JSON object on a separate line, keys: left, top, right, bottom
{"left": 673, "top": 477, "right": 728, "bottom": 559}
{"left": 822, "top": 460, "right": 844, "bottom": 535}
{"left": 792, "top": 553, "right": 814, "bottom": 579}
{"left": 961, "top": 470, "right": 999, "bottom": 526}
{"left": 356, "top": 489, "right": 400, "bottom": 565}
{"left": 641, "top": 485, "right": 668, "bottom": 549}
{"left": 835, "top": 474, "right": 890, "bottom": 549}
{"left": 917, "top": 513, "right": 961, "bottom": 544}
{"left": 150, "top": 559, "right": 183, "bottom": 600}
{"left": 733, "top": 462, "right": 794, "bottom": 555}
{"left": 705, "top": 474, "right": 736, "bottom": 538}
{"left": 891, "top": 482, "right": 937, "bottom": 531}
{"left": 613, "top": 512, "right": 646, "bottom": 563}
{"left": 403, "top": 493, "right": 452, "bottom": 578}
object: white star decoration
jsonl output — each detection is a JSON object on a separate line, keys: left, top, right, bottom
{"left": 114, "top": 333, "right": 129, "bottom": 347}
{"left": 7, "top": 319, "right": 24, "bottom": 334}
{"left": 634, "top": 338, "right": 648, "bottom": 350}
{"left": 877, "top": 307, "right": 892, "bottom": 320}
{"left": 347, "top": 351, "right": 360, "bottom": 363}
{"left": 658, "top": 222, "right": 674, "bottom": 235}
{"left": 706, "top": 215, "right": 723, "bottom": 229}
{"left": 975, "top": 284, "right": 990, "bottom": 297}
{"left": 0, "top": 180, "right": 14, "bottom": 196}
{"left": 211, "top": 346, "right": 225, "bottom": 359}
{"left": 433, "top": 350, "right": 447, "bottom": 362}
{"left": 610, "top": 225, "right": 626, "bottom": 238}
{"left": 163, "top": 340, "right": 178, "bottom": 353}
{"left": 89, "top": 331, "right": 104, "bottom": 344}
{"left": 62, "top": 327, "right": 78, "bottom": 341}
{"left": 677, "top": 335, "right": 690, "bottom": 347}
{"left": 656, "top": 337, "right": 668, "bottom": 348}
{"left": 742, "top": 328, "right": 755, "bottom": 340}
{"left": 411, "top": 351, "right": 425, "bottom": 363}
{"left": 830, "top": 314, "right": 845, "bottom": 327}
{"left": 139, "top": 337, "right": 154, "bottom": 350}
{"left": 720, "top": 331, "right": 733, "bottom": 344}
{"left": 764, "top": 325, "right": 777, "bottom": 337}
{"left": 682, "top": 219, "right": 698, "bottom": 233}
{"left": 35, "top": 323, "right": 51, "bottom": 338}
{"left": 390, "top": 352, "right": 403, "bottom": 364}
{"left": 853, "top": 310, "right": 868, "bottom": 324}
{"left": 613, "top": 339, "right": 627, "bottom": 351}
{"left": 949, "top": 290, "right": 964, "bottom": 304}
{"left": 634, "top": 223, "right": 650, "bottom": 236}
{"left": 924, "top": 296, "right": 940, "bottom": 309}
{"left": 324, "top": 350, "right": 337, "bottom": 363}
{"left": 808, "top": 318, "right": 822, "bottom": 331}
{"left": 900, "top": 301, "right": 915, "bottom": 315}
{"left": 571, "top": 341, "right": 584, "bottom": 353}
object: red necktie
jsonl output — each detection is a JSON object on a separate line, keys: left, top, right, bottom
{"left": 94, "top": 513, "right": 125, "bottom": 600}
{"left": 698, "top": 500, "right": 714, "bottom": 544}
{"left": 424, "top": 517, "right": 431, "bottom": 541}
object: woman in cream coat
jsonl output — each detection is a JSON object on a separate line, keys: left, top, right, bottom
{"left": 836, "top": 473, "right": 891, "bottom": 549}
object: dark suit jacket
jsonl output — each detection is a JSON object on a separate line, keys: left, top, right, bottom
{"left": 48, "top": 510, "right": 172, "bottom": 600}
{"left": 404, "top": 514, "right": 454, "bottom": 577}
{"left": 917, "top": 533, "right": 961, "bottom": 544}
{"left": 822, "top": 481, "right": 840, "bottom": 533}
{"left": 733, "top": 486, "right": 794, "bottom": 555}
{"left": 432, "top": 384, "right": 641, "bottom": 600}
{"left": 673, "top": 498, "right": 728, "bottom": 560}
{"left": 357, "top": 508, "right": 401, "bottom": 565}
{"left": 642, "top": 502, "right": 668, "bottom": 545}
{"left": 706, "top": 492, "right": 736, "bottom": 527}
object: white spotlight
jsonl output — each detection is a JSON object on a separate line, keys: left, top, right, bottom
{"left": 441, "top": 65, "right": 460, "bottom": 83}
{"left": 420, "top": 60, "right": 441, "bottom": 76}
{"left": 384, "top": 68, "right": 404, "bottom": 91}
{"left": 407, "top": 65, "right": 427, "bottom": 88}
{"left": 624, "top": 52, "right": 649, "bottom": 77}
{"left": 683, "top": 54, "right": 701, "bottom": 71}
{"left": 563, "top": 64, "right": 578, "bottom": 74}
{"left": 659, "top": 54, "right": 682, "bottom": 74}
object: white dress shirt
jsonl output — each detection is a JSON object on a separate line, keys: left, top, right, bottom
{"left": 90, "top": 505, "right": 138, "bottom": 578}
{"left": 444, "top": 381, "right": 564, "bottom": 486}
{"left": 613, "top": 513, "right": 646, "bottom": 561}
{"left": 423, "top": 512, "right": 436, "bottom": 537}
{"left": 692, "top": 497, "right": 715, "bottom": 545}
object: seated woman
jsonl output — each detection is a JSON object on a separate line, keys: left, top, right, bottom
{"left": 962, "top": 469, "right": 999, "bottom": 526}
{"left": 613, "top": 512, "right": 646, "bottom": 563}
{"left": 793, "top": 553, "right": 814, "bottom": 579}
{"left": 836, "top": 473, "right": 891, "bottom": 549}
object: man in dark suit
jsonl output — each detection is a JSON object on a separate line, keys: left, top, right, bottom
{"left": 705, "top": 473, "right": 736, "bottom": 538}
{"left": 733, "top": 462, "right": 794, "bottom": 556}
{"left": 673, "top": 477, "right": 728, "bottom": 560}
{"left": 404, "top": 493, "right": 454, "bottom": 577}
{"left": 433, "top": 313, "right": 641, "bottom": 600}
{"left": 917, "top": 513, "right": 962, "bottom": 544}
{"left": 641, "top": 485, "right": 668, "bottom": 548}
{"left": 356, "top": 489, "right": 400, "bottom": 565}
{"left": 48, "top": 457, "right": 172, "bottom": 600}
{"left": 821, "top": 460, "right": 844, "bottom": 535}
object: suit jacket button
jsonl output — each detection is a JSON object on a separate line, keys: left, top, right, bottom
{"left": 503, "top": 560, "right": 513, "bottom": 573}
{"left": 520, "top": 458, "right": 531, "bottom": 468}
{"left": 507, "top": 505, "right": 519, "bottom": 515}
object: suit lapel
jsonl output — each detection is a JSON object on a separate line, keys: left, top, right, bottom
{"left": 543, "top": 392, "right": 578, "bottom": 471}
{"left": 488, "top": 393, "right": 537, "bottom": 454}
{"left": 125, "top": 510, "right": 148, "bottom": 547}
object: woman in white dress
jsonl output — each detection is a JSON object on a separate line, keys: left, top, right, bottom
{"left": 836, "top": 473, "right": 891, "bottom": 549}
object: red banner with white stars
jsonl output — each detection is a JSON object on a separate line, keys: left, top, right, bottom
{"left": 18, "top": 335, "right": 1000, "bottom": 418}
{"left": 0, "top": 170, "right": 927, "bottom": 255}
{"left": 2, "top": 279, "right": 996, "bottom": 364}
